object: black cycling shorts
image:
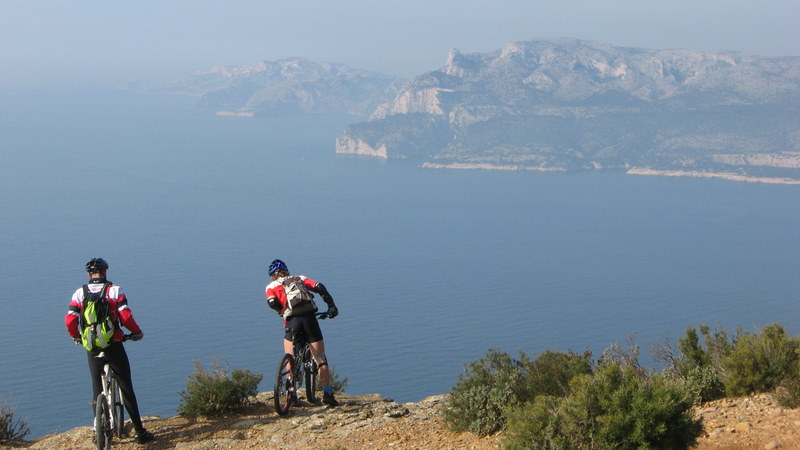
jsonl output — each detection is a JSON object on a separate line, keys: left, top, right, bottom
{"left": 284, "top": 313, "right": 324, "bottom": 344}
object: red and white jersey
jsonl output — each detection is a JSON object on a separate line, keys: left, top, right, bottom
{"left": 65, "top": 280, "right": 142, "bottom": 343}
{"left": 265, "top": 275, "right": 318, "bottom": 315}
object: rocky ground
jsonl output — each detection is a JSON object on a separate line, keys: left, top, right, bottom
{"left": 6, "top": 392, "right": 799, "bottom": 449}
{"left": 694, "top": 393, "right": 800, "bottom": 449}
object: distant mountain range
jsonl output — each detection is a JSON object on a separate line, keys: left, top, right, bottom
{"left": 160, "top": 57, "right": 403, "bottom": 116}
{"left": 162, "top": 39, "right": 800, "bottom": 183}
{"left": 336, "top": 39, "right": 800, "bottom": 182}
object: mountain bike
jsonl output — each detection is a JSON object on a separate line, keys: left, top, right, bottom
{"left": 273, "top": 312, "right": 328, "bottom": 416}
{"left": 93, "top": 334, "right": 133, "bottom": 449}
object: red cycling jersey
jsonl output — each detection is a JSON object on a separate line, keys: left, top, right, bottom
{"left": 65, "top": 280, "right": 142, "bottom": 343}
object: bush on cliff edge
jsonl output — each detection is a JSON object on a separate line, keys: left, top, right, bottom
{"left": 503, "top": 364, "right": 702, "bottom": 449}
{"left": 445, "top": 343, "right": 703, "bottom": 447}
{"left": 0, "top": 400, "right": 30, "bottom": 442}
{"left": 661, "top": 323, "right": 799, "bottom": 404}
{"left": 443, "top": 348, "right": 519, "bottom": 436}
{"left": 178, "top": 358, "right": 262, "bottom": 416}
{"left": 443, "top": 348, "right": 593, "bottom": 437}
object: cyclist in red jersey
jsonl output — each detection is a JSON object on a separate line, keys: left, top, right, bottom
{"left": 65, "top": 258, "right": 154, "bottom": 444}
{"left": 265, "top": 259, "right": 340, "bottom": 406}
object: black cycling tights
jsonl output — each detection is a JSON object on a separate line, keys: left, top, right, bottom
{"left": 87, "top": 342, "right": 144, "bottom": 431}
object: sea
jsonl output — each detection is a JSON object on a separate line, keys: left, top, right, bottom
{"left": 0, "top": 89, "right": 798, "bottom": 438}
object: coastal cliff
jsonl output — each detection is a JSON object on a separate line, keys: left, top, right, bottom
{"left": 13, "top": 392, "right": 800, "bottom": 449}
{"left": 336, "top": 39, "right": 800, "bottom": 184}
{"left": 20, "top": 393, "right": 499, "bottom": 450}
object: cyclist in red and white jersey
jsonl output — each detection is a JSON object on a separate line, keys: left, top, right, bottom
{"left": 65, "top": 258, "right": 154, "bottom": 444}
{"left": 265, "top": 259, "right": 340, "bottom": 406}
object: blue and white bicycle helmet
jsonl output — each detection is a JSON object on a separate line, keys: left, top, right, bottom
{"left": 268, "top": 259, "right": 288, "bottom": 276}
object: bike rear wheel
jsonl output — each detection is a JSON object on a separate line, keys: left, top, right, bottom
{"left": 110, "top": 377, "right": 125, "bottom": 437}
{"left": 94, "top": 393, "right": 111, "bottom": 450}
{"left": 303, "top": 346, "right": 319, "bottom": 404}
{"left": 274, "top": 353, "right": 295, "bottom": 416}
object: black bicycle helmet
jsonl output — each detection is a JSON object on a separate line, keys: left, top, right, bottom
{"left": 268, "top": 259, "right": 288, "bottom": 276}
{"left": 85, "top": 257, "right": 109, "bottom": 273}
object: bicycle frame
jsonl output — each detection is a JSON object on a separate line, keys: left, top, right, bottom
{"left": 295, "top": 339, "right": 318, "bottom": 398}
{"left": 273, "top": 312, "right": 326, "bottom": 415}
{"left": 91, "top": 334, "right": 133, "bottom": 448}
{"left": 282, "top": 329, "right": 312, "bottom": 393}
{"left": 291, "top": 335, "right": 309, "bottom": 377}
{"left": 99, "top": 358, "right": 124, "bottom": 435}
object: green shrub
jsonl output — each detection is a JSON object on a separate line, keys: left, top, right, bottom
{"left": 678, "top": 326, "right": 711, "bottom": 371}
{"left": 515, "top": 350, "right": 593, "bottom": 401}
{"left": 653, "top": 326, "right": 729, "bottom": 383}
{"left": 667, "top": 323, "right": 800, "bottom": 401}
{"left": 625, "top": 372, "right": 704, "bottom": 449}
{"left": 503, "top": 364, "right": 703, "bottom": 449}
{"left": 443, "top": 348, "right": 520, "bottom": 436}
{"left": 775, "top": 374, "right": 800, "bottom": 408}
{"left": 777, "top": 345, "right": 800, "bottom": 408}
{"left": 0, "top": 401, "right": 30, "bottom": 442}
{"left": 722, "top": 323, "right": 799, "bottom": 396}
{"left": 685, "top": 365, "right": 726, "bottom": 403}
{"left": 449, "top": 322, "right": 800, "bottom": 446}
{"left": 673, "top": 324, "right": 736, "bottom": 370}
{"left": 650, "top": 336, "right": 684, "bottom": 379}
{"left": 698, "top": 324, "right": 737, "bottom": 370}
{"left": 598, "top": 335, "right": 646, "bottom": 378}
{"left": 328, "top": 365, "right": 349, "bottom": 393}
{"left": 678, "top": 327, "right": 711, "bottom": 375}
{"left": 308, "top": 365, "right": 349, "bottom": 394}
{"left": 503, "top": 395, "right": 569, "bottom": 450}
{"left": 178, "top": 358, "right": 263, "bottom": 416}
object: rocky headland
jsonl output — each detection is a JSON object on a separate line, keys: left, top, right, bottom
{"left": 335, "top": 39, "right": 800, "bottom": 184}
{"left": 159, "top": 58, "right": 402, "bottom": 116}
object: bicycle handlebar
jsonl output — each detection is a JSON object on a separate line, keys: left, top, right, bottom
{"left": 74, "top": 333, "right": 139, "bottom": 345}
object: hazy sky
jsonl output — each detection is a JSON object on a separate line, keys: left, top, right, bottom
{"left": 1, "top": 0, "right": 798, "bottom": 89}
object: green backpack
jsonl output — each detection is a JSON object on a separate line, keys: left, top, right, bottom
{"left": 79, "top": 283, "right": 116, "bottom": 352}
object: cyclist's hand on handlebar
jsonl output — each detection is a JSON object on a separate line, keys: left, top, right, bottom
{"left": 73, "top": 336, "right": 82, "bottom": 345}
{"left": 327, "top": 304, "right": 338, "bottom": 318}
{"left": 130, "top": 331, "right": 144, "bottom": 341}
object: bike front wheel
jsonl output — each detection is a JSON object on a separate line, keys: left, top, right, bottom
{"left": 273, "top": 353, "right": 295, "bottom": 416}
{"left": 303, "top": 346, "right": 319, "bottom": 404}
{"left": 110, "top": 377, "right": 125, "bottom": 437}
{"left": 94, "top": 393, "right": 111, "bottom": 450}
